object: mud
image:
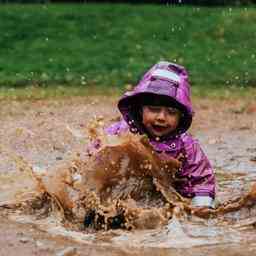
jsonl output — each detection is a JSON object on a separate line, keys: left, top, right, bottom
{"left": 1, "top": 95, "right": 256, "bottom": 255}
{"left": 37, "top": 133, "right": 186, "bottom": 231}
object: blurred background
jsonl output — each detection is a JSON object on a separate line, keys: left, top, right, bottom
{"left": 1, "top": 1, "right": 256, "bottom": 4}
{"left": 0, "top": 0, "right": 255, "bottom": 98}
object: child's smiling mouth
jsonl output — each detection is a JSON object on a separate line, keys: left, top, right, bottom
{"left": 151, "top": 124, "right": 169, "bottom": 133}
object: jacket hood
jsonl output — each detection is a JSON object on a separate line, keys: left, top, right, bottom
{"left": 118, "top": 61, "right": 193, "bottom": 137}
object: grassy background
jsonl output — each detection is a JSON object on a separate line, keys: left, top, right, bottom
{"left": 0, "top": 4, "right": 256, "bottom": 92}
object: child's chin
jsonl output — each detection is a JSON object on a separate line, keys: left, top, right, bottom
{"left": 151, "top": 130, "right": 169, "bottom": 138}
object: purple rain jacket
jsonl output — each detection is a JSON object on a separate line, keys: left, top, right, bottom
{"left": 105, "top": 61, "right": 216, "bottom": 208}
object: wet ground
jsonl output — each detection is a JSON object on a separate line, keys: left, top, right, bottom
{"left": 1, "top": 95, "right": 256, "bottom": 255}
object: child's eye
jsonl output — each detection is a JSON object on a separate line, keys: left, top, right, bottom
{"left": 167, "top": 107, "right": 180, "bottom": 115}
{"left": 145, "top": 106, "right": 180, "bottom": 115}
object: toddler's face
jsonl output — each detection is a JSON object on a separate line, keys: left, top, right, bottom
{"left": 142, "top": 105, "right": 181, "bottom": 138}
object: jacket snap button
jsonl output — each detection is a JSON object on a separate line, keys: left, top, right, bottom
{"left": 170, "top": 143, "right": 176, "bottom": 149}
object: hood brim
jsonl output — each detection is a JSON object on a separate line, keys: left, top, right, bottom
{"left": 118, "top": 92, "right": 192, "bottom": 136}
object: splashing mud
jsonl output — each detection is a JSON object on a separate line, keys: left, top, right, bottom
{"left": 2, "top": 132, "right": 256, "bottom": 232}
{"left": 6, "top": 133, "right": 185, "bottom": 230}
{"left": 1, "top": 97, "right": 256, "bottom": 254}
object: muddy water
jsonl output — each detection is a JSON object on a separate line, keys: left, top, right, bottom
{"left": 1, "top": 97, "right": 256, "bottom": 255}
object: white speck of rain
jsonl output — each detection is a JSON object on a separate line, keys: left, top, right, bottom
{"left": 81, "top": 76, "right": 87, "bottom": 85}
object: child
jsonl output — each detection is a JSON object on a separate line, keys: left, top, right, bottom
{"left": 105, "top": 61, "right": 215, "bottom": 208}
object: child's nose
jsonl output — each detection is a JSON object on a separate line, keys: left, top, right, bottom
{"left": 156, "top": 109, "right": 166, "bottom": 120}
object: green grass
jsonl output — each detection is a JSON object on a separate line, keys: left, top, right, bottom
{"left": 0, "top": 84, "right": 255, "bottom": 101}
{"left": 0, "top": 84, "right": 122, "bottom": 101}
{"left": 0, "top": 4, "right": 256, "bottom": 90}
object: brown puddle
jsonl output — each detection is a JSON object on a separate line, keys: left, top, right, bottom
{"left": 1, "top": 97, "right": 256, "bottom": 252}
{"left": 1, "top": 132, "right": 256, "bottom": 250}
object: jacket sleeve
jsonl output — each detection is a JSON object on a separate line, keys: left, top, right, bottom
{"left": 86, "top": 120, "right": 129, "bottom": 156}
{"left": 104, "top": 119, "right": 129, "bottom": 135}
{"left": 183, "top": 138, "right": 216, "bottom": 208}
